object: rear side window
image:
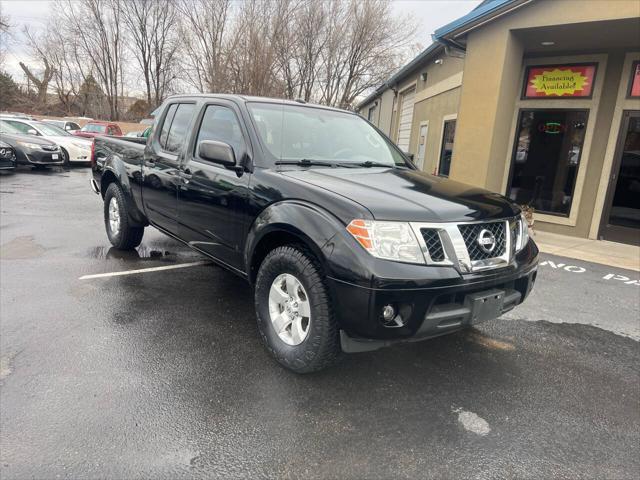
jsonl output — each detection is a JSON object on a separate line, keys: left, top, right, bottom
{"left": 195, "top": 105, "right": 246, "bottom": 158}
{"left": 4, "top": 120, "right": 32, "bottom": 135}
{"left": 159, "top": 104, "right": 178, "bottom": 148}
{"left": 164, "top": 104, "right": 196, "bottom": 154}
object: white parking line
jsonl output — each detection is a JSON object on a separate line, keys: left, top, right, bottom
{"left": 79, "top": 261, "right": 210, "bottom": 280}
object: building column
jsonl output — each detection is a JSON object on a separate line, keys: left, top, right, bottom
{"left": 449, "top": 28, "right": 524, "bottom": 192}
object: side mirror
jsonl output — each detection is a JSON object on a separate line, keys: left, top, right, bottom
{"left": 65, "top": 125, "right": 72, "bottom": 130}
{"left": 27, "top": 128, "right": 38, "bottom": 136}
{"left": 198, "top": 140, "right": 236, "bottom": 167}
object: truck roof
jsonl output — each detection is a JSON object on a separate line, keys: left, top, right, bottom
{"left": 165, "top": 94, "right": 353, "bottom": 114}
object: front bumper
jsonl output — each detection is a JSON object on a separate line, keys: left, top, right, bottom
{"left": 0, "top": 154, "right": 16, "bottom": 170}
{"left": 18, "top": 149, "right": 63, "bottom": 166}
{"left": 66, "top": 143, "right": 91, "bottom": 162}
{"left": 328, "top": 240, "right": 538, "bottom": 352}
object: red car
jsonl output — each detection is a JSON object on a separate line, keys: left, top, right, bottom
{"left": 73, "top": 121, "right": 123, "bottom": 138}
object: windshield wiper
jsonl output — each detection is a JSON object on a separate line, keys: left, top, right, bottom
{"left": 356, "top": 161, "right": 395, "bottom": 168}
{"left": 275, "top": 159, "right": 337, "bottom": 167}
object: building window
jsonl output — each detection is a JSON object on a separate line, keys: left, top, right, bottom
{"left": 438, "top": 119, "right": 456, "bottom": 177}
{"left": 367, "top": 105, "right": 376, "bottom": 122}
{"left": 508, "top": 109, "right": 588, "bottom": 216}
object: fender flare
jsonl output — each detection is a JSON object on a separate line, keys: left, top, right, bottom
{"left": 244, "top": 200, "right": 347, "bottom": 283}
{"left": 100, "top": 154, "right": 147, "bottom": 227}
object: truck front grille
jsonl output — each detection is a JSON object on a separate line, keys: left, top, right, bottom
{"left": 458, "top": 221, "right": 507, "bottom": 261}
{"left": 411, "top": 217, "right": 518, "bottom": 273}
{"left": 420, "top": 228, "right": 445, "bottom": 262}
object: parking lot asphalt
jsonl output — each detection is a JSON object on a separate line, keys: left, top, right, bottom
{"left": 1, "top": 167, "right": 639, "bottom": 479}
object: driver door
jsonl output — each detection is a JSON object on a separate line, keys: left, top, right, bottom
{"left": 177, "top": 102, "right": 252, "bottom": 271}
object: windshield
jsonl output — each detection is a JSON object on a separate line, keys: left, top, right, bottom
{"left": 247, "top": 103, "right": 407, "bottom": 167}
{"left": 81, "top": 124, "right": 107, "bottom": 133}
{"left": 45, "top": 120, "right": 64, "bottom": 128}
{"left": 34, "top": 122, "right": 70, "bottom": 136}
{"left": 0, "top": 120, "right": 21, "bottom": 134}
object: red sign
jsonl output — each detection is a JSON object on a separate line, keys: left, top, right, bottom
{"left": 523, "top": 64, "right": 597, "bottom": 99}
{"left": 629, "top": 61, "right": 640, "bottom": 98}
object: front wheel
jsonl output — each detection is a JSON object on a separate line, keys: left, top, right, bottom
{"left": 254, "top": 245, "right": 341, "bottom": 373}
{"left": 103, "top": 183, "right": 144, "bottom": 250}
{"left": 61, "top": 148, "right": 70, "bottom": 167}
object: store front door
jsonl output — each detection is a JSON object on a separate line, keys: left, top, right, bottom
{"left": 600, "top": 110, "right": 640, "bottom": 245}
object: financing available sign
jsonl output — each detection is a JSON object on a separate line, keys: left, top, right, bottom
{"left": 523, "top": 64, "right": 597, "bottom": 99}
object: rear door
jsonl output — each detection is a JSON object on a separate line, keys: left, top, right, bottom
{"left": 177, "top": 101, "right": 251, "bottom": 271}
{"left": 142, "top": 102, "right": 196, "bottom": 234}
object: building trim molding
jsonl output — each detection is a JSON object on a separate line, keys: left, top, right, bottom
{"left": 588, "top": 52, "right": 640, "bottom": 239}
{"left": 415, "top": 72, "right": 464, "bottom": 104}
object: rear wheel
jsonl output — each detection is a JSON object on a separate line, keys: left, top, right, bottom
{"left": 255, "top": 245, "right": 341, "bottom": 373}
{"left": 103, "top": 183, "right": 144, "bottom": 250}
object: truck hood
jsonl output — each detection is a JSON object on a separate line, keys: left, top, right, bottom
{"left": 281, "top": 167, "right": 519, "bottom": 223}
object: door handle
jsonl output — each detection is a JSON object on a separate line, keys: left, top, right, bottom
{"left": 180, "top": 168, "right": 192, "bottom": 184}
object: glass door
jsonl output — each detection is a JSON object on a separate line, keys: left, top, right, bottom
{"left": 507, "top": 109, "right": 588, "bottom": 216}
{"left": 600, "top": 111, "right": 640, "bottom": 245}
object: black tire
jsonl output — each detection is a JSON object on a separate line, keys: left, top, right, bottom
{"left": 103, "top": 182, "right": 144, "bottom": 250}
{"left": 61, "top": 147, "right": 70, "bottom": 167}
{"left": 254, "top": 245, "right": 342, "bottom": 373}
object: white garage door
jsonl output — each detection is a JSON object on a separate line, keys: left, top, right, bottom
{"left": 396, "top": 87, "right": 415, "bottom": 152}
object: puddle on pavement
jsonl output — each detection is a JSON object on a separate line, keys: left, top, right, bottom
{"left": 86, "top": 245, "right": 179, "bottom": 261}
{"left": 0, "top": 236, "right": 47, "bottom": 260}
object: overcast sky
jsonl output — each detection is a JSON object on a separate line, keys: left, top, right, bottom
{"left": 1, "top": 0, "right": 481, "bottom": 91}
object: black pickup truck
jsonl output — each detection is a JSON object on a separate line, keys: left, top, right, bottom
{"left": 91, "top": 95, "right": 538, "bottom": 373}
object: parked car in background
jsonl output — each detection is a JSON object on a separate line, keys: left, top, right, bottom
{"left": 0, "top": 140, "right": 17, "bottom": 171}
{"left": 0, "top": 120, "right": 63, "bottom": 168}
{"left": 74, "top": 121, "right": 122, "bottom": 139}
{"left": 42, "top": 119, "right": 81, "bottom": 134}
{"left": 0, "top": 112, "right": 38, "bottom": 121}
{"left": 124, "top": 126, "right": 152, "bottom": 139}
{"left": 0, "top": 117, "right": 92, "bottom": 165}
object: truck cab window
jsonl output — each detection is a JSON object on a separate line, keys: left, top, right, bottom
{"left": 165, "top": 104, "right": 196, "bottom": 154}
{"left": 195, "top": 105, "right": 246, "bottom": 158}
{"left": 159, "top": 104, "right": 178, "bottom": 149}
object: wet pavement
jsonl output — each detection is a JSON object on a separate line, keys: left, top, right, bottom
{"left": 1, "top": 167, "right": 639, "bottom": 479}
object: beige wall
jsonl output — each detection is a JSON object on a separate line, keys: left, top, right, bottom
{"left": 410, "top": 87, "right": 461, "bottom": 172}
{"left": 450, "top": 0, "right": 640, "bottom": 239}
{"left": 389, "top": 55, "right": 465, "bottom": 146}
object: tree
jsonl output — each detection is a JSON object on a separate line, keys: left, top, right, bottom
{"left": 122, "top": 0, "right": 179, "bottom": 109}
{"left": 0, "top": 71, "right": 22, "bottom": 110}
{"left": 318, "top": 0, "right": 415, "bottom": 109}
{"left": 177, "top": 0, "right": 233, "bottom": 93}
{"left": 77, "top": 74, "right": 107, "bottom": 118}
{"left": 226, "top": 0, "right": 289, "bottom": 97}
{"left": 126, "top": 99, "right": 150, "bottom": 121}
{"left": 20, "top": 26, "right": 55, "bottom": 108}
{"left": 58, "top": 0, "right": 125, "bottom": 120}
{"left": 0, "top": 12, "right": 11, "bottom": 70}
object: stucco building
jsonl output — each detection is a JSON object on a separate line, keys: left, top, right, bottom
{"left": 358, "top": 0, "right": 640, "bottom": 245}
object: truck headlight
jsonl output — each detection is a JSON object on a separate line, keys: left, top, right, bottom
{"left": 347, "top": 219, "right": 424, "bottom": 264}
{"left": 515, "top": 212, "right": 530, "bottom": 252}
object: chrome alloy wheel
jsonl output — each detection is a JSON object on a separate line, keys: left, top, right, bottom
{"left": 268, "top": 273, "right": 311, "bottom": 346}
{"left": 108, "top": 197, "right": 121, "bottom": 235}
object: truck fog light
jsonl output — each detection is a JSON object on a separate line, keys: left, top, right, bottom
{"left": 381, "top": 304, "right": 405, "bottom": 328}
{"left": 382, "top": 304, "right": 396, "bottom": 321}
